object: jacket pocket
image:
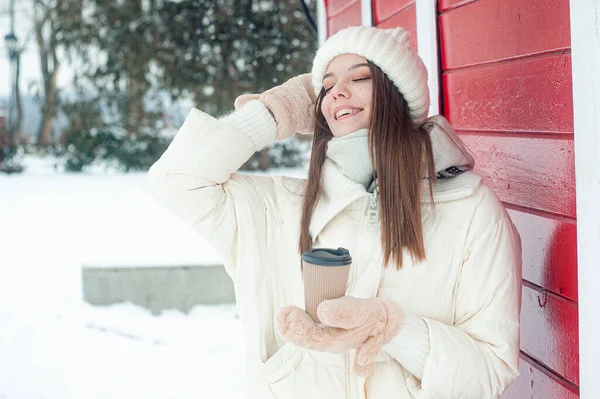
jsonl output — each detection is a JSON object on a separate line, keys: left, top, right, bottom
{"left": 263, "top": 343, "right": 305, "bottom": 383}
{"left": 262, "top": 344, "right": 347, "bottom": 398}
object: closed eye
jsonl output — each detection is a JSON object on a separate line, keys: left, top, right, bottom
{"left": 324, "top": 77, "right": 370, "bottom": 94}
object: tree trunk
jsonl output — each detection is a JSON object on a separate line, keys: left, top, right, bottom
{"left": 37, "top": 44, "right": 60, "bottom": 147}
{"left": 35, "top": 4, "right": 60, "bottom": 147}
{"left": 125, "top": 66, "right": 146, "bottom": 136}
{"left": 38, "top": 74, "right": 58, "bottom": 147}
{"left": 258, "top": 148, "right": 271, "bottom": 171}
{"left": 14, "top": 53, "right": 22, "bottom": 144}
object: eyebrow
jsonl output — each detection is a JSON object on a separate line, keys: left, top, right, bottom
{"left": 323, "top": 63, "right": 370, "bottom": 81}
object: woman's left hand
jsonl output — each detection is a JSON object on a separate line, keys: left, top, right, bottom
{"left": 277, "top": 296, "right": 404, "bottom": 376}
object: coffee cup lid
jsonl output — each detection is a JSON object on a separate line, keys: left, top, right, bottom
{"left": 301, "top": 247, "right": 352, "bottom": 266}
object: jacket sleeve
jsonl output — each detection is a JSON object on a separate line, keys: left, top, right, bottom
{"left": 145, "top": 100, "right": 279, "bottom": 285}
{"left": 404, "top": 192, "right": 522, "bottom": 398}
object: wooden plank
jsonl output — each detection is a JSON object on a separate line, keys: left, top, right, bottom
{"left": 520, "top": 283, "right": 579, "bottom": 386}
{"left": 502, "top": 355, "right": 579, "bottom": 398}
{"left": 508, "top": 209, "right": 578, "bottom": 302}
{"left": 373, "top": 0, "right": 414, "bottom": 24}
{"left": 376, "top": 5, "right": 417, "bottom": 52}
{"left": 328, "top": 0, "right": 360, "bottom": 18}
{"left": 570, "top": 0, "right": 600, "bottom": 397}
{"left": 439, "top": 0, "right": 571, "bottom": 70}
{"left": 443, "top": 54, "right": 574, "bottom": 134}
{"left": 439, "top": 0, "right": 479, "bottom": 12}
{"left": 459, "top": 134, "right": 576, "bottom": 218}
{"left": 328, "top": 1, "right": 362, "bottom": 36}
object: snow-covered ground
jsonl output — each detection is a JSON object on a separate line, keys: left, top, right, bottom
{"left": 0, "top": 155, "right": 308, "bottom": 399}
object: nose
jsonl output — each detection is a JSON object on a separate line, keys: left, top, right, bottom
{"left": 330, "top": 82, "right": 350, "bottom": 99}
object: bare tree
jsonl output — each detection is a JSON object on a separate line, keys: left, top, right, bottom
{"left": 32, "top": 0, "right": 60, "bottom": 147}
{"left": 14, "top": 46, "right": 23, "bottom": 144}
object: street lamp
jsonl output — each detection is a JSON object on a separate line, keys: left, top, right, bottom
{"left": 4, "top": 32, "right": 18, "bottom": 156}
{"left": 4, "top": 33, "right": 18, "bottom": 60}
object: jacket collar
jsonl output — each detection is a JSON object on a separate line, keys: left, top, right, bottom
{"left": 308, "top": 162, "right": 483, "bottom": 240}
{"left": 308, "top": 116, "right": 482, "bottom": 241}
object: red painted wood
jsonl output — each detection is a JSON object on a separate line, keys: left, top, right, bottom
{"left": 373, "top": 0, "right": 414, "bottom": 24}
{"left": 520, "top": 284, "right": 579, "bottom": 385}
{"left": 437, "top": 0, "right": 579, "bottom": 390}
{"left": 328, "top": 0, "right": 360, "bottom": 18}
{"left": 443, "top": 54, "right": 574, "bottom": 133}
{"left": 376, "top": 5, "right": 417, "bottom": 52}
{"left": 328, "top": 1, "right": 361, "bottom": 36}
{"left": 439, "top": 0, "right": 479, "bottom": 12}
{"left": 501, "top": 356, "right": 579, "bottom": 398}
{"left": 507, "top": 209, "right": 578, "bottom": 301}
{"left": 459, "top": 134, "right": 576, "bottom": 218}
{"left": 439, "top": 0, "right": 571, "bottom": 70}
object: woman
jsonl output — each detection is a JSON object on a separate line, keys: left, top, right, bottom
{"left": 146, "top": 26, "right": 522, "bottom": 398}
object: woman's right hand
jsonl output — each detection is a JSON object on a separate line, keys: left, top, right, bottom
{"left": 234, "top": 73, "right": 317, "bottom": 141}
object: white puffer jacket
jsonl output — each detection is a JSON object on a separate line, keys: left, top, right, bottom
{"left": 146, "top": 101, "right": 522, "bottom": 399}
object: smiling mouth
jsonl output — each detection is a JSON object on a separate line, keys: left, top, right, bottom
{"left": 334, "top": 108, "right": 363, "bottom": 121}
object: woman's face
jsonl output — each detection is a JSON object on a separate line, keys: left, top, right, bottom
{"left": 321, "top": 54, "right": 373, "bottom": 138}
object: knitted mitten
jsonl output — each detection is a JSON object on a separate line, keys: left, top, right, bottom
{"left": 234, "top": 73, "right": 317, "bottom": 140}
{"left": 277, "top": 296, "right": 404, "bottom": 377}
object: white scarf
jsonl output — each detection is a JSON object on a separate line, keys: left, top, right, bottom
{"left": 326, "top": 128, "right": 374, "bottom": 189}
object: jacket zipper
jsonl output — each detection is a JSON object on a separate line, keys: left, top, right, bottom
{"left": 366, "top": 186, "right": 379, "bottom": 224}
{"left": 328, "top": 192, "right": 374, "bottom": 399}
{"left": 343, "top": 188, "right": 379, "bottom": 297}
{"left": 344, "top": 189, "right": 380, "bottom": 399}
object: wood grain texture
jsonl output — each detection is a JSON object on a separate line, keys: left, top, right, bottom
{"left": 459, "top": 134, "right": 576, "bottom": 218}
{"left": 372, "top": 0, "right": 414, "bottom": 24}
{"left": 327, "top": 0, "right": 360, "bottom": 18}
{"left": 440, "top": 0, "right": 571, "bottom": 69}
{"left": 327, "top": 1, "right": 362, "bottom": 35}
{"left": 439, "top": 0, "right": 479, "bottom": 12}
{"left": 520, "top": 283, "right": 579, "bottom": 385}
{"left": 443, "top": 54, "right": 573, "bottom": 134}
{"left": 375, "top": 5, "right": 417, "bottom": 52}
{"left": 508, "top": 208, "right": 578, "bottom": 301}
{"left": 502, "top": 355, "right": 579, "bottom": 398}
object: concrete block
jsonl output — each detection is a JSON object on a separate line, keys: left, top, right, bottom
{"left": 82, "top": 265, "right": 235, "bottom": 314}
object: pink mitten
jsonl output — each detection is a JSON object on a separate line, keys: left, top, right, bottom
{"left": 277, "top": 296, "right": 404, "bottom": 377}
{"left": 233, "top": 73, "right": 317, "bottom": 140}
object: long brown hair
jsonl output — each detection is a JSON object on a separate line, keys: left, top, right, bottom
{"left": 298, "top": 61, "right": 436, "bottom": 269}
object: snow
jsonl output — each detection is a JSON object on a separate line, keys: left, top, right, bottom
{"left": 0, "top": 155, "right": 308, "bottom": 398}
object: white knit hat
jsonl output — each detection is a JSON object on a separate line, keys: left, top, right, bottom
{"left": 311, "top": 26, "right": 430, "bottom": 124}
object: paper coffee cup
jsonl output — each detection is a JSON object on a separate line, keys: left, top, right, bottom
{"left": 301, "top": 247, "right": 352, "bottom": 323}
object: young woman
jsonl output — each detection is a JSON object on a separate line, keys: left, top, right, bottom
{"left": 146, "top": 26, "right": 522, "bottom": 399}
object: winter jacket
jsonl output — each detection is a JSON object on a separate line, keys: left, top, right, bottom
{"left": 146, "top": 101, "right": 522, "bottom": 399}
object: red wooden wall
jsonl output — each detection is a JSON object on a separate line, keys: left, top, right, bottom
{"left": 373, "top": 0, "right": 417, "bottom": 51}
{"left": 439, "top": 0, "right": 578, "bottom": 397}
{"left": 326, "top": 0, "right": 418, "bottom": 52}
{"left": 324, "top": 0, "right": 578, "bottom": 397}
{"left": 326, "top": 0, "right": 361, "bottom": 35}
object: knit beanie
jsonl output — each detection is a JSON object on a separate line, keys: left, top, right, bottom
{"left": 311, "top": 26, "right": 430, "bottom": 125}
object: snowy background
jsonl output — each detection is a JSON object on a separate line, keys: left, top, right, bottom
{"left": 1, "top": 0, "right": 314, "bottom": 395}
{"left": 0, "top": 156, "right": 308, "bottom": 398}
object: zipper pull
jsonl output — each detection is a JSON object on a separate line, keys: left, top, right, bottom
{"left": 367, "top": 187, "right": 379, "bottom": 223}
